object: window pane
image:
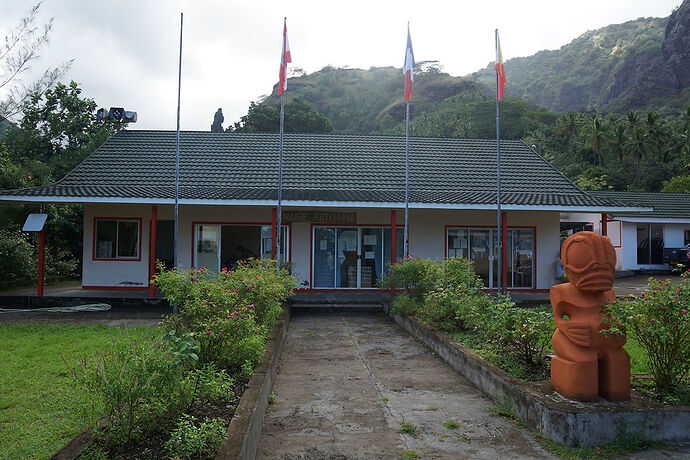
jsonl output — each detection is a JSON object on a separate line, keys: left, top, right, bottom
{"left": 95, "top": 220, "right": 117, "bottom": 258}
{"left": 637, "top": 225, "right": 650, "bottom": 264}
{"left": 361, "top": 228, "right": 382, "bottom": 288}
{"left": 447, "top": 229, "right": 469, "bottom": 259}
{"left": 512, "top": 229, "right": 533, "bottom": 288}
{"left": 117, "top": 221, "right": 139, "bottom": 258}
{"left": 337, "top": 228, "right": 358, "bottom": 288}
{"left": 650, "top": 224, "right": 664, "bottom": 264}
{"left": 313, "top": 227, "right": 335, "bottom": 288}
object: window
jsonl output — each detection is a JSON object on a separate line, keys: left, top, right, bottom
{"left": 637, "top": 224, "right": 663, "bottom": 265}
{"left": 447, "top": 227, "right": 535, "bottom": 289}
{"left": 94, "top": 219, "right": 140, "bottom": 260}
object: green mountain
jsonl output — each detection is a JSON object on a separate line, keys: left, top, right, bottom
{"left": 471, "top": 1, "right": 690, "bottom": 116}
{"left": 261, "top": 64, "right": 484, "bottom": 134}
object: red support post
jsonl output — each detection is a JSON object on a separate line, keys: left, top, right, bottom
{"left": 37, "top": 228, "right": 45, "bottom": 297}
{"left": 391, "top": 210, "right": 397, "bottom": 266}
{"left": 148, "top": 205, "right": 157, "bottom": 297}
{"left": 501, "top": 211, "right": 508, "bottom": 292}
{"left": 271, "top": 207, "right": 277, "bottom": 259}
{"left": 601, "top": 213, "right": 608, "bottom": 236}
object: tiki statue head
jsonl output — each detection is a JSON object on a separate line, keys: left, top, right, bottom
{"left": 561, "top": 231, "right": 616, "bottom": 292}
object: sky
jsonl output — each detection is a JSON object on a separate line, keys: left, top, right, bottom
{"left": 0, "top": 0, "right": 682, "bottom": 131}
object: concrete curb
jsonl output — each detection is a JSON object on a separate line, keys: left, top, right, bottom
{"left": 215, "top": 306, "right": 290, "bottom": 459}
{"left": 382, "top": 302, "right": 690, "bottom": 448}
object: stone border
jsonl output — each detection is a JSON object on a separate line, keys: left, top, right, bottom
{"left": 215, "top": 305, "right": 290, "bottom": 459}
{"left": 382, "top": 303, "right": 690, "bottom": 448}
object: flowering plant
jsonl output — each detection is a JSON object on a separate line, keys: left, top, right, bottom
{"left": 602, "top": 276, "right": 690, "bottom": 391}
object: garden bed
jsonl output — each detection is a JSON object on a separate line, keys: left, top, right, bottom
{"left": 383, "top": 302, "right": 690, "bottom": 447}
{"left": 50, "top": 259, "right": 296, "bottom": 459}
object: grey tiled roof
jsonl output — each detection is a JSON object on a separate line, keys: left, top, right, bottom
{"left": 0, "top": 130, "right": 639, "bottom": 210}
{"left": 589, "top": 191, "right": 690, "bottom": 219}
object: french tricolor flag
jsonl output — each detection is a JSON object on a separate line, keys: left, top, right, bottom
{"left": 278, "top": 17, "right": 291, "bottom": 96}
{"left": 403, "top": 23, "right": 415, "bottom": 102}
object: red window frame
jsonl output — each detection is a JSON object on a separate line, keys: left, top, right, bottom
{"left": 92, "top": 217, "right": 143, "bottom": 261}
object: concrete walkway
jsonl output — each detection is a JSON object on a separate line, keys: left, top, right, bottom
{"left": 257, "top": 312, "right": 554, "bottom": 459}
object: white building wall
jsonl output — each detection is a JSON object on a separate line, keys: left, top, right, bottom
{"left": 83, "top": 204, "right": 153, "bottom": 287}
{"left": 83, "top": 204, "right": 560, "bottom": 290}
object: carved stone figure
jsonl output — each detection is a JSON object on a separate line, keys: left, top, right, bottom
{"left": 551, "top": 231, "right": 630, "bottom": 401}
{"left": 211, "top": 108, "right": 224, "bottom": 133}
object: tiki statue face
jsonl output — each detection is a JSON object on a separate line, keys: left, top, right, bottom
{"left": 561, "top": 231, "right": 616, "bottom": 292}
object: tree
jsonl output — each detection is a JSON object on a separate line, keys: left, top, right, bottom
{"left": 0, "top": 3, "right": 71, "bottom": 120}
{"left": 3, "top": 81, "right": 112, "bottom": 181}
{"left": 661, "top": 175, "right": 690, "bottom": 193}
{"left": 231, "top": 97, "right": 334, "bottom": 133}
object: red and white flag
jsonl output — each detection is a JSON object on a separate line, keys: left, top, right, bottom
{"left": 403, "top": 24, "right": 414, "bottom": 102}
{"left": 278, "top": 18, "right": 292, "bottom": 96}
{"left": 494, "top": 30, "right": 507, "bottom": 102}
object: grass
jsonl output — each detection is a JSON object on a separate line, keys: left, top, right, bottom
{"left": 0, "top": 323, "right": 158, "bottom": 460}
{"left": 399, "top": 450, "right": 419, "bottom": 459}
{"left": 537, "top": 430, "right": 666, "bottom": 459}
{"left": 398, "top": 422, "right": 419, "bottom": 436}
{"left": 442, "top": 420, "right": 460, "bottom": 430}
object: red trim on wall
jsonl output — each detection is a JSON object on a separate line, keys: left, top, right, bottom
{"left": 148, "top": 206, "right": 157, "bottom": 296}
{"left": 190, "top": 221, "right": 293, "bottom": 268}
{"left": 444, "top": 224, "right": 538, "bottom": 290}
{"left": 82, "top": 285, "right": 148, "bottom": 291}
{"left": 92, "top": 217, "right": 143, "bottom": 262}
{"left": 38, "top": 228, "right": 45, "bottom": 296}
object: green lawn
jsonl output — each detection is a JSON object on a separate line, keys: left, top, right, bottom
{"left": 0, "top": 324, "right": 158, "bottom": 460}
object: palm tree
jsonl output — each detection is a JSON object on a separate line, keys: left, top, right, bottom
{"left": 589, "top": 115, "right": 607, "bottom": 166}
{"left": 608, "top": 121, "right": 628, "bottom": 165}
{"left": 627, "top": 126, "right": 648, "bottom": 187}
{"left": 644, "top": 111, "right": 669, "bottom": 163}
{"left": 556, "top": 111, "right": 582, "bottom": 156}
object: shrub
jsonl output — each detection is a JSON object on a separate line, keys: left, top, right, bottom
{"left": 391, "top": 292, "right": 419, "bottom": 317}
{"left": 154, "top": 258, "right": 296, "bottom": 330}
{"left": 603, "top": 277, "right": 690, "bottom": 391}
{"left": 164, "top": 414, "right": 227, "bottom": 460}
{"left": 482, "top": 297, "right": 554, "bottom": 369}
{"left": 65, "top": 333, "right": 194, "bottom": 449}
{"left": 379, "top": 256, "right": 439, "bottom": 301}
{"left": 0, "top": 227, "right": 34, "bottom": 289}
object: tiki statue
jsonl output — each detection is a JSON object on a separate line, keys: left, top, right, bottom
{"left": 551, "top": 231, "right": 630, "bottom": 401}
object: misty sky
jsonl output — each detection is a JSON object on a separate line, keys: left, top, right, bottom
{"left": 0, "top": 0, "right": 682, "bottom": 130}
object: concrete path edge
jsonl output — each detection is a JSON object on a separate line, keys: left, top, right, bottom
{"left": 382, "top": 302, "right": 690, "bottom": 448}
{"left": 216, "top": 305, "right": 290, "bottom": 460}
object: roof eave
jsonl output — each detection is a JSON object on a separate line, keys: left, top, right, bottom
{"left": 0, "top": 194, "right": 654, "bottom": 213}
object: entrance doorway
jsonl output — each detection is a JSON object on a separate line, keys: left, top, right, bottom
{"left": 193, "top": 224, "right": 288, "bottom": 272}
{"left": 312, "top": 226, "right": 403, "bottom": 289}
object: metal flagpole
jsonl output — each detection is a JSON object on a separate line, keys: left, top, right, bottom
{"left": 495, "top": 29, "right": 502, "bottom": 294}
{"left": 277, "top": 93, "right": 284, "bottom": 272}
{"left": 173, "top": 12, "right": 183, "bottom": 314}
{"left": 404, "top": 101, "right": 410, "bottom": 258}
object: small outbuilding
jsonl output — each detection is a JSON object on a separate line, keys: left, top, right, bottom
{"left": 561, "top": 190, "right": 690, "bottom": 271}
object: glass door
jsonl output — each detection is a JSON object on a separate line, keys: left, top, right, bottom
{"left": 313, "top": 226, "right": 398, "bottom": 289}
{"left": 195, "top": 225, "right": 220, "bottom": 272}
{"left": 361, "top": 228, "right": 383, "bottom": 288}
{"left": 337, "top": 228, "right": 359, "bottom": 288}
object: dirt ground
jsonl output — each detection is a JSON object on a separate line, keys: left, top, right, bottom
{"left": 257, "top": 312, "right": 554, "bottom": 459}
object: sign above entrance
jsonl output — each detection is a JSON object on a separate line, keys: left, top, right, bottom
{"left": 282, "top": 211, "right": 356, "bottom": 224}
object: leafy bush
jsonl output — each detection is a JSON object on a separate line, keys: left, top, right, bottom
{"left": 164, "top": 414, "right": 227, "bottom": 460}
{"left": 482, "top": 298, "right": 554, "bottom": 369}
{"left": 185, "top": 364, "right": 235, "bottom": 406}
{"left": 379, "top": 256, "right": 439, "bottom": 301}
{"left": 604, "top": 277, "right": 690, "bottom": 391}
{"left": 65, "top": 333, "right": 195, "bottom": 449}
{"left": 0, "top": 227, "right": 34, "bottom": 289}
{"left": 391, "top": 293, "right": 418, "bottom": 317}
{"left": 154, "top": 258, "right": 296, "bottom": 330}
